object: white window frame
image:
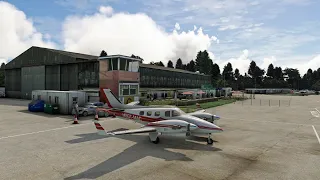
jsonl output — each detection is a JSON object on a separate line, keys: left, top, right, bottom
{"left": 119, "top": 83, "right": 139, "bottom": 96}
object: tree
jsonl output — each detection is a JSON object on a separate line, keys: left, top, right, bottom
{"left": 211, "top": 63, "right": 220, "bottom": 80}
{"left": 234, "top": 68, "right": 240, "bottom": 90}
{"left": 167, "top": 60, "right": 174, "bottom": 68}
{"left": 154, "top": 61, "right": 164, "bottom": 66}
{"left": 274, "top": 67, "right": 283, "bottom": 80}
{"left": 283, "top": 68, "right": 301, "bottom": 89}
{"left": 131, "top": 54, "right": 144, "bottom": 60}
{"left": 311, "top": 80, "right": 320, "bottom": 91}
{"left": 99, "top": 50, "right": 107, "bottom": 57}
{"left": 222, "top": 62, "right": 234, "bottom": 81}
{"left": 175, "top": 58, "right": 183, "bottom": 69}
{"left": 188, "top": 60, "right": 196, "bottom": 72}
{"left": 266, "top": 63, "right": 274, "bottom": 78}
{"left": 194, "top": 50, "right": 213, "bottom": 75}
{"left": 248, "top": 61, "right": 257, "bottom": 78}
{"left": 195, "top": 51, "right": 202, "bottom": 72}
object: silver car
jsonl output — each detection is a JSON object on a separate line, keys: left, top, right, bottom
{"left": 73, "top": 102, "right": 105, "bottom": 117}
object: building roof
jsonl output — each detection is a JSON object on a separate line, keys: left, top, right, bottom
{"left": 139, "top": 63, "right": 209, "bottom": 76}
{"left": 98, "top": 55, "right": 143, "bottom": 62}
{"left": 35, "top": 46, "right": 98, "bottom": 60}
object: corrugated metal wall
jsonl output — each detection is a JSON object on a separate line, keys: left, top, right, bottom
{"left": 60, "top": 64, "right": 78, "bottom": 90}
{"left": 21, "top": 66, "right": 45, "bottom": 99}
{"left": 78, "top": 62, "right": 99, "bottom": 88}
{"left": 5, "top": 68, "right": 21, "bottom": 98}
{"left": 45, "top": 65, "right": 60, "bottom": 90}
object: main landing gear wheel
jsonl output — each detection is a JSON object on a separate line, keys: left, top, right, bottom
{"left": 207, "top": 133, "right": 213, "bottom": 145}
{"left": 207, "top": 138, "right": 213, "bottom": 145}
{"left": 152, "top": 137, "right": 160, "bottom": 144}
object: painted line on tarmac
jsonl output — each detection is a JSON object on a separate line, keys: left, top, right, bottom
{"left": 222, "top": 117, "right": 311, "bottom": 126}
{"left": 312, "top": 125, "right": 320, "bottom": 144}
{"left": 0, "top": 120, "right": 106, "bottom": 141}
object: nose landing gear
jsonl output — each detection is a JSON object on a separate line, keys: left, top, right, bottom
{"left": 207, "top": 133, "right": 213, "bottom": 145}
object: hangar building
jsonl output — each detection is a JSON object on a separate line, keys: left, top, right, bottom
{"left": 5, "top": 46, "right": 211, "bottom": 102}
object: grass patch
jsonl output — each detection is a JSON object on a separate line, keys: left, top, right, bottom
{"left": 179, "top": 99, "right": 236, "bottom": 113}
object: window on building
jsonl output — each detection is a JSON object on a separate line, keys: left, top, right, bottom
{"left": 48, "top": 96, "right": 52, "bottom": 103}
{"left": 120, "top": 85, "right": 130, "bottom": 95}
{"left": 112, "top": 58, "right": 118, "bottom": 70}
{"left": 165, "top": 111, "right": 171, "bottom": 117}
{"left": 139, "top": 111, "right": 144, "bottom": 115}
{"left": 155, "top": 111, "right": 160, "bottom": 116}
{"left": 108, "top": 60, "right": 112, "bottom": 71}
{"left": 128, "top": 61, "right": 139, "bottom": 72}
{"left": 130, "top": 85, "right": 138, "bottom": 95}
{"left": 147, "top": 111, "right": 152, "bottom": 116}
{"left": 37, "top": 95, "right": 41, "bottom": 100}
{"left": 54, "top": 97, "right": 59, "bottom": 104}
{"left": 32, "top": 95, "right": 35, "bottom": 100}
{"left": 120, "top": 58, "right": 127, "bottom": 71}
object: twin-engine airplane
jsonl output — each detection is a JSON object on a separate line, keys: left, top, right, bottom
{"left": 93, "top": 89, "right": 223, "bottom": 144}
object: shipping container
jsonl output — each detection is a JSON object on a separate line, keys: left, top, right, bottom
{"left": 31, "top": 90, "right": 86, "bottom": 114}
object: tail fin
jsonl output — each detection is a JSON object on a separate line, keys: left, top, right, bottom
{"left": 100, "top": 88, "right": 123, "bottom": 109}
{"left": 93, "top": 120, "right": 107, "bottom": 136}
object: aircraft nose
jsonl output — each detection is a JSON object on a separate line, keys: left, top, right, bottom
{"left": 213, "top": 124, "right": 223, "bottom": 131}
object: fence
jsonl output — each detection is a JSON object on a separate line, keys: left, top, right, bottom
{"left": 235, "top": 98, "right": 291, "bottom": 107}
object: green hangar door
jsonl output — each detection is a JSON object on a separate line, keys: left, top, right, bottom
{"left": 21, "top": 66, "right": 45, "bottom": 99}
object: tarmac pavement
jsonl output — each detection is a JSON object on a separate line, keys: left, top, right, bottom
{"left": 0, "top": 95, "right": 319, "bottom": 180}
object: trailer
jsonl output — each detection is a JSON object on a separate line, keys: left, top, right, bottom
{"left": 31, "top": 90, "right": 86, "bottom": 114}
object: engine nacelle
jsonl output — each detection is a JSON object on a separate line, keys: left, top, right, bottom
{"left": 146, "top": 120, "right": 198, "bottom": 134}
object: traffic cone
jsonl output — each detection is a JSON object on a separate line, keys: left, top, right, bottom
{"left": 72, "top": 115, "right": 79, "bottom": 124}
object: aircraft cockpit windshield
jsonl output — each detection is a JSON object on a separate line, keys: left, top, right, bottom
{"left": 172, "top": 109, "right": 186, "bottom": 116}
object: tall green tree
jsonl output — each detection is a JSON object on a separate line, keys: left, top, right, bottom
{"left": 222, "top": 62, "right": 234, "bottom": 81}
{"left": 274, "top": 67, "right": 283, "bottom": 80}
{"left": 266, "top": 63, "right": 274, "bottom": 78}
{"left": 175, "top": 58, "right": 183, "bottom": 69}
{"left": 167, "top": 60, "right": 174, "bottom": 68}
{"left": 188, "top": 60, "right": 196, "bottom": 72}
{"left": 283, "top": 68, "right": 301, "bottom": 89}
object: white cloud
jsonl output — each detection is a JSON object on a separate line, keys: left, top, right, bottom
{"left": 217, "top": 49, "right": 251, "bottom": 75}
{"left": 262, "top": 56, "right": 277, "bottom": 70}
{"left": 62, "top": 8, "right": 216, "bottom": 64}
{"left": 0, "top": 1, "right": 56, "bottom": 63}
{"left": 99, "top": 6, "right": 113, "bottom": 16}
{"left": 174, "top": 23, "right": 180, "bottom": 30}
{"left": 287, "top": 55, "right": 320, "bottom": 75}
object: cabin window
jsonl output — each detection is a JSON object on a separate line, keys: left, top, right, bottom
{"left": 147, "top": 111, "right": 152, "bottom": 116}
{"left": 155, "top": 111, "right": 160, "bottom": 116}
{"left": 165, "top": 111, "right": 171, "bottom": 117}
{"left": 139, "top": 111, "right": 144, "bottom": 115}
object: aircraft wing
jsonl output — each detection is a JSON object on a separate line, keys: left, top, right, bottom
{"left": 188, "top": 109, "right": 206, "bottom": 114}
{"left": 127, "top": 101, "right": 140, "bottom": 106}
{"left": 107, "top": 127, "right": 157, "bottom": 135}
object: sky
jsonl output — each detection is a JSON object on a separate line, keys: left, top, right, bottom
{"left": 0, "top": 0, "right": 319, "bottom": 75}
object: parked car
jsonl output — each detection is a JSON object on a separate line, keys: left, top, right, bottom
{"left": 28, "top": 100, "right": 45, "bottom": 112}
{"left": 72, "top": 102, "right": 105, "bottom": 117}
